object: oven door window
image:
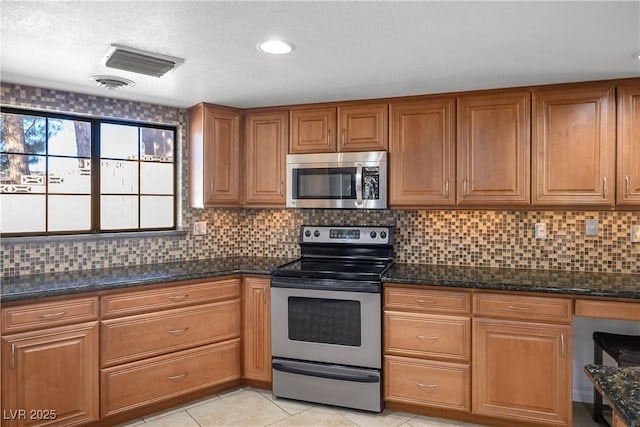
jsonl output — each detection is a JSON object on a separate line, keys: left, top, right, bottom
{"left": 288, "top": 297, "right": 361, "bottom": 346}
{"left": 292, "top": 167, "right": 356, "bottom": 200}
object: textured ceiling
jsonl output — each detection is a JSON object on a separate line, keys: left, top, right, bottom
{"left": 1, "top": 1, "right": 639, "bottom": 109}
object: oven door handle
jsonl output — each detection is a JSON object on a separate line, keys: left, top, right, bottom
{"left": 272, "top": 361, "right": 380, "bottom": 383}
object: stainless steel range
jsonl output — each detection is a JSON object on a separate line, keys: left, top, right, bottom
{"left": 271, "top": 225, "right": 394, "bottom": 412}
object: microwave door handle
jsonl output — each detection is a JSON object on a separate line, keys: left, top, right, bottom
{"left": 355, "top": 163, "right": 363, "bottom": 206}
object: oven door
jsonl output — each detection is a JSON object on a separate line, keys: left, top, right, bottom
{"left": 271, "top": 286, "right": 381, "bottom": 369}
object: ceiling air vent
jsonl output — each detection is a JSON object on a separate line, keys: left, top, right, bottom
{"left": 89, "top": 75, "right": 136, "bottom": 90}
{"left": 101, "top": 44, "right": 185, "bottom": 78}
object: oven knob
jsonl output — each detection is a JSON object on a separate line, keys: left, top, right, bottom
{"left": 304, "top": 229, "right": 311, "bottom": 238}
{"left": 380, "top": 231, "right": 387, "bottom": 239}
{"left": 370, "top": 231, "right": 377, "bottom": 239}
{"left": 313, "top": 229, "right": 320, "bottom": 237}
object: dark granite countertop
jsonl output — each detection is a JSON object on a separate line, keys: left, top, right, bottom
{"left": 2, "top": 260, "right": 639, "bottom": 303}
{"left": 584, "top": 364, "right": 640, "bottom": 427}
{"left": 0, "top": 257, "right": 293, "bottom": 303}
{"left": 384, "top": 263, "right": 640, "bottom": 300}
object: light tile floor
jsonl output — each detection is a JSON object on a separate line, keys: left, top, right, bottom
{"left": 118, "top": 387, "right": 601, "bottom": 427}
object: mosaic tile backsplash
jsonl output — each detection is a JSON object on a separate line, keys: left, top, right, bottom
{"left": 1, "top": 83, "right": 639, "bottom": 276}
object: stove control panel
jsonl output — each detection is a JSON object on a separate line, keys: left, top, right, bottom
{"left": 301, "top": 226, "right": 392, "bottom": 245}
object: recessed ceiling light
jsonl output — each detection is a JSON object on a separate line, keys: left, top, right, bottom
{"left": 634, "top": 51, "right": 640, "bottom": 59}
{"left": 89, "top": 75, "right": 135, "bottom": 90}
{"left": 257, "top": 40, "right": 294, "bottom": 55}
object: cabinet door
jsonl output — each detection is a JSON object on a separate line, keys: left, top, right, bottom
{"left": 203, "top": 106, "right": 241, "bottom": 205}
{"left": 532, "top": 83, "right": 615, "bottom": 205}
{"left": 245, "top": 111, "right": 288, "bottom": 206}
{"left": 457, "top": 90, "right": 530, "bottom": 205}
{"left": 1, "top": 322, "right": 99, "bottom": 427}
{"left": 472, "top": 318, "right": 571, "bottom": 426}
{"left": 289, "top": 107, "right": 336, "bottom": 153}
{"left": 617, "top": 81, "right": 640, "bottom": 205}
{"left": 242, "top": 277, "right": 271, "bottom": 382}
{"left": 338, "top": 103, "right": 388, "bottom": 152}
{"left": 390, "top": 97, "right": 455, "bottom": 206}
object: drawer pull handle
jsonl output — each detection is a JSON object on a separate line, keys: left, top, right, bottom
{"left": 416, "top": 335, "right": 438, "bottom": 341}
{"left": 168, "top": 294, "right": 189, "bottom": 302}
{"left": 416, "top": 382, "right": 438, "bottom": 389}
{"left": 168, "top": 373, "right": 188, "bottom": 381}
{"left": 415, "top": 299, "right": 436, "bottom": 305}
{"left": 508, "top": 305, "right": 534, "bottom": 311}
{"left": 38, "top": 311, "right": 67, "bottom": 319}
{"left": 168, "top": 328, "right": 189, "bottom": 335}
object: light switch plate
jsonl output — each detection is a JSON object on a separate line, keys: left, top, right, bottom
{"left": 585, "top": 219, "right": 599, "bottom": 236}
{"left": 534, "top": 223, "right": 547, "bottom": 240}
{"left": 631, "top": 225, "right": 640, "bottom": 243}
{"left": 192, "top": 221, "right": 207, "bottom": 235}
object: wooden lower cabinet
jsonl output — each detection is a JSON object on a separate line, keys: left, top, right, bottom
{"left": 1, "top": 322, "right": 99, "bottom": 427}
{"left": 472, "top": 318, "right": 572, "bottom": 426}
{"left": 385, "top": 355, "right": 470, "bottom": 411}
{"left": 242, "top": 276, "right": 271, "bottom": 383}
{"left": 101, "top": 338, "right": 240, "bottom": 417}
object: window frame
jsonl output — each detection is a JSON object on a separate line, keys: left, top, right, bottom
{"left": 0, "top": 107, "right": 178, "bottom": 237}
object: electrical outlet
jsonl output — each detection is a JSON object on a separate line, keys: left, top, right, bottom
{"left": 192, "top": 221, "right": 207, "bottom": 235}
{"left": 534, "top": 223, "right": 547, "bottom": 240}
{"left": 585, "top": 219, "right": 599, "bottom": 236}
{"left": 631, "top": 225, "right": 640, "bottom": 243}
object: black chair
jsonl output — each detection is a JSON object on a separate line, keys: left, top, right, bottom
{"left": 592, "top": 332, "right": 640, "bottom": 425}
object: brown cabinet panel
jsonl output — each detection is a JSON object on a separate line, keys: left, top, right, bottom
{"left": 101, "top": 338, "right": 241, "bottom": 417}
{"left": 101, "top": 278, "right": 241, "bottom": 318}
{"left": 337, "top": 103, "right": 388, "bottom": 151}
{"left": 245, "top": 111, "right": 288, "bottom": 206}
{"left": 473, "top": 293, "right": 572, "bottom": 323}
{"left": 472, "top": 318, "right": 571, "bottom": 426}
{"left": 101, "top": 300, "right": 240, "bottom": 367}
{"left": 384, "top": 286, "right": 471, "bottom": 315}
{"left": 1, "top": 322, "right": 99, "bottom": 427}
{"left": 457, "top": 90, "right": 530, "bottom": 205}
{"left": 188, "top": 103, "right": 241, "bottom": 207}
{"left": 390, "top": 97, "right": 456, "bottom": 206}
{"left": 289, "top": 108, "right": 336, "bottom": 153}
{"left": 2, "top": 297, "right": 98, "bottom": 334}
{"left": 574, "top": 299, "right": 640, "bottom": 321}
{"left": 532, "top": 84, "right": 615, "bottom": 205}
{"left": 384, "top": 312, "right": 470, "bottom": 361}
{"left": 384, "top": 355, "right": 470, "bottom": 412}
{"left": 242, "top": 277, "right": 271, "bottom": 382}
{"left": 617, "top": 81, "right": 640, "bottom": 205}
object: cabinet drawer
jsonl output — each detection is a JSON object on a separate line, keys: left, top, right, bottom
{"left": 575, "top": 299, "right": 640, "bottom": 321}
{"left": 473, "top": 293, "right": 572, "bottom": 323}
{"left": 101, "top": 300, "right": 240, "bottom": 367}
{"left": 384, "top": 286, "right": 471, "bottom": 314}
{"left": 101, "top": 338, "right": 241, "bottom": 417}
{"left": 101, "top": 278, "right": 241, "bottom": 318}
{"left": 384, "top": 355, "right": 470, "bottom": 411}
{"left": 1, "top": 297, "right": 98, "bottom": 334}
{"left": 384, "top": 312, "right": 470, "bottom": 361}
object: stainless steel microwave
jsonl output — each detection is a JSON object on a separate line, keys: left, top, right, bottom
{"left": 286, "top": 151, "right": 387, "bottom": 209}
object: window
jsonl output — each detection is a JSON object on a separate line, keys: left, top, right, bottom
{"left": 0, "top": 108, "right": 176, "bottom": 236}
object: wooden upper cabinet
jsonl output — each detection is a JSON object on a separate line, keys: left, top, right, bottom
{"left": 617, "top": 81, "right": 640, "bottom": 205}
{"left": 389, "top": 97, "right": 455, "bottom": 207}
{"left": 188, "top": 103, "right": 241, "bottom": 207}
{"left": 457, "top": 90, "right": 530, "bottom": 206}
{"left": 245, "top": 111, "right": 288, "bottom": 206}
{"left": 532, "top": 83, "right": 615, "bottom": 206}
{"left": 337, "top": 103, "right": 388, "bottom": 152}
{"left": 289, "top": 107, "right": 336, "bottom": 153}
